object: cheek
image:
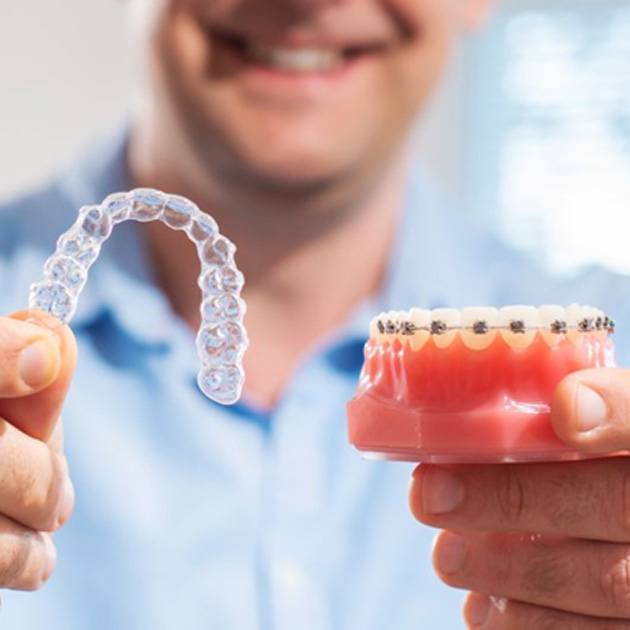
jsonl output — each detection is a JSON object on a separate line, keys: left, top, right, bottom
{"left": 361, "top": 0, "right": 455, "bottom": 130}
{"left": 149, "top": 5, "right": 214, "bottom": 129}
{"left": 394, "top": 39, "right": 451, "bottom": 111}
{"left": 158, "top": 8, "right": 208, "bottom": 77}
{"left": 387, "top": 0, "right": 459, "bottom": 34}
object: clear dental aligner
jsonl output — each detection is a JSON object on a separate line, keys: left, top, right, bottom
{"left": 369, "top": 305, "right": 614, "bottom": 350}
{"left": 28, "top": 189, "right": 248, "bottom": 405}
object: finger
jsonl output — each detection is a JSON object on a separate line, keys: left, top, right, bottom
{"left": 463, "top": 593, "right": 630, "bottom": 629}
{"left": 434, "top": 530, "right": 630, "bottom": 619}
{"left": 47, "top": 418, "right": 64, "bottom": 454}
{"left": 552, "top": 367, "right": 630, "bottom": 454}
{"left": 410, "top": 458, "right": 630, "bottom": 542}
{"left": 0, "top": 310, "right": 77, "bottom": 442}
{"left": 0, "top": 417, "right": 73, "bottom": 532}
{"left": 0, "top": 316, "right": 60, "bottom": 398}
{"left": 0, "top": 515, "right": 56, "bottom": 591}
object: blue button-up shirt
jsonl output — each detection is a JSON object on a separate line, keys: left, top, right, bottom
{"left": 1, "top": 130, "right": 629, "bottom": 629}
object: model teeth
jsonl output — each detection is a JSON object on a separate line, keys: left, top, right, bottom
{"left": 538, "top": 305, "right": 567, "bottom": 346}
{"left": 392, "top": 310, "right": 411, "bottom": 344}
{"left": 499, "top": 306, "right": 539, "bottom": 349}
{"left": 408, "top": 308, "right": 431, "bottom": 351}
{"left": 593, "top": 307, "right": 609, "bottom": 341}
{"left": 430, "top": 308, "right": 461, "bottom": 349}
{"left": 369, "top": 304, "right": 614, "bottom": 351}
{"left": 385, "top": 311, "right": 399, "bottom": 336}
{"left": 461, "top": 307, "right": 499, "bottom": 350}
{"left": 566, "top": 304, "right": 584, "bottom": 345}
{"left": 248, "top": 44, "right": 344, "bottom": 72}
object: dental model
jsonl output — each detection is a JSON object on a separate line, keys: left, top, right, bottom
{"left": 28, "top": 189, "right": 248, "bottom": 405}
{"left": 347, "top": 305, "right": 617, "bottom": 463}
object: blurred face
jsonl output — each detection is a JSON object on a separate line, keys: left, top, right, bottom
{"left": 134, "top": 0, "right": 484, "bottom": 194}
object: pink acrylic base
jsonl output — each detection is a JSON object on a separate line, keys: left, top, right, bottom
{"left": 348, "top": 331, "right": 619, "bottom": 465}
{"left": 347, "top": 394, "right": 624, "bottom": 464}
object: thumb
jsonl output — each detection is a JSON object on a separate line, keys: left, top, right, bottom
{"left": 551, "top": 367, "right": 630, "bottom": 454}
{"left": 0, "top": 310, "right": 77, "bottom": 443}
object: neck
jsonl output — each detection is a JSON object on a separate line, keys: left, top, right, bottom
{"left": 128, "top": 126, "right": 407, "bottom": 408}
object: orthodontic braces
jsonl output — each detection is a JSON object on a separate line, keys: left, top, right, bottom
{"left": 376, "top": 316, "right": 615, "bottom": 337}
{"left": 28, "top": 189, "right": 249, "bottom": 405}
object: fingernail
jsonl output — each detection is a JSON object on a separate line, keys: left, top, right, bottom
{"left": 436, "top": 532, "right": 466, "bottom": 574}
{"left": 42, "top": 535, "right": 57, "bottom": 582}
{"left": 57, "top": 476, "right": 75, "bottom": 528}
{"left": 423, "top": 468, "right": 465, "bottom": 514}
{"left": 576, "top": 384, "right": 609, "bottom": 433}
{"left": 18, "top": 338, "right": 59, "bottom": 389}
{"left": 466, "top": 594, "right": 491, "bottom": 627}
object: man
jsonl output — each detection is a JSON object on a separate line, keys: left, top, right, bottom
{"left": 2, "top": 0, "right": 630, "bottom": 627}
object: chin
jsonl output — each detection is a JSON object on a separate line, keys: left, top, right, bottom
{"left": 203, "top": 110, "right": 367, "bottom": 188}
{"left": 237, "top": 143, "right": 350, "bottom": 187}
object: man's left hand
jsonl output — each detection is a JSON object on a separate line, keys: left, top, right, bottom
{"left": 409, "top": 367, "right": 630, "bottom": 628}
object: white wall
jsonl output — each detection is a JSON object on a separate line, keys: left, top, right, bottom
{"left": 0, "top": 1, "right": 133, "bottom": 200}
{"left": 0, "top": 1, "right": 465, "bottom": 202}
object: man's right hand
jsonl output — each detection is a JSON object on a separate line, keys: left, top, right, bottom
{"left": 0, "top": 311, "right": 77, "bottom": 590}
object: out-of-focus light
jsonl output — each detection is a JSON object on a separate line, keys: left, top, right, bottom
{"left": 491, "top": 4, "right": 630, "bottom": 274}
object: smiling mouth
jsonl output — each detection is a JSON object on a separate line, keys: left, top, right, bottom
{"left": 211, "top": 30, "right": 389, "bottom": 74}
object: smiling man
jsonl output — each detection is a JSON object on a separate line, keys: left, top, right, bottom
{"left": 2, "top": 0, "right": 630, "bottom": 628}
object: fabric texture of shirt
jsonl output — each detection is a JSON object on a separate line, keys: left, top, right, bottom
{"left": 1, "top": 129, "right": 629, "bottom": 629}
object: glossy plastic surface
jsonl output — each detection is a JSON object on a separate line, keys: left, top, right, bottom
{"left": 347, "top": 334, "right": 617, "bottom": 463}
{"left": 29, "top": 189, "right": 248, "bottom": 405}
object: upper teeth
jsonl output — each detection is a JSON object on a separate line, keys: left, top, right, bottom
{"left": 430, "top": 308, "right": 461, "bottom": 349}
{"left": 248, "top": 44, "right": 344, "bottom": 72}
{"left": 370, "top": 304, "right": 613, "bottom": 350}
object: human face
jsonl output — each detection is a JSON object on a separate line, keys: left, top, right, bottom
{"left": 133, "top": 0, "right": 486, "bottom": 193}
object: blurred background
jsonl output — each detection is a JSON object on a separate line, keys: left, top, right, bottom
{"left": 1, "top": 0, "right": 629, "bottom": 276}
